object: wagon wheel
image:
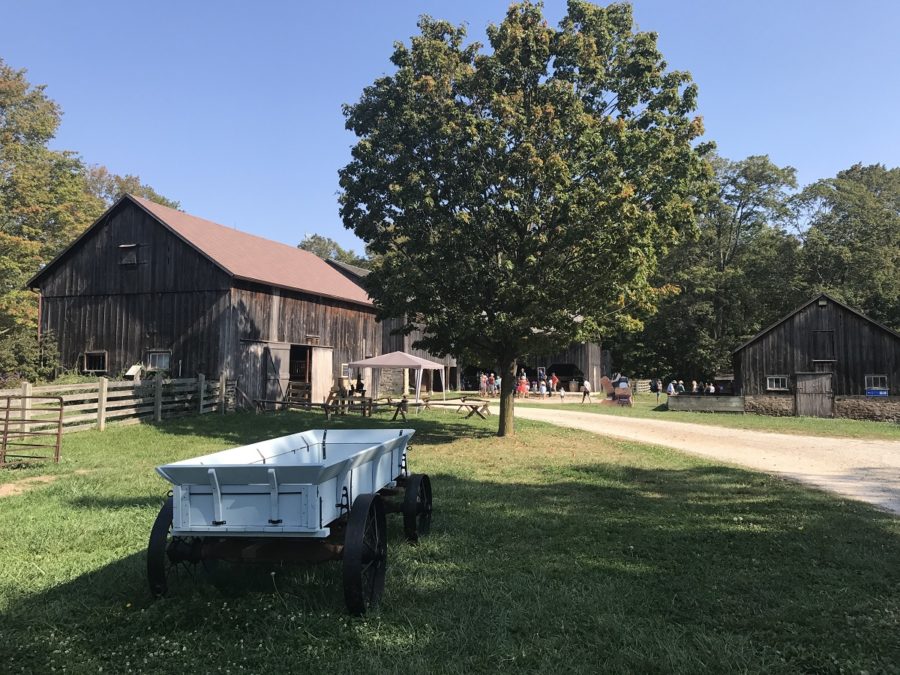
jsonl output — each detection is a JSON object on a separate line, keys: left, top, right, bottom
{"left": 147, "top": 496, "right": 203, "bottom": 596}
{"left": 342, "top": 493, "right": 387, "bottom": 615}
{"left": 402, "top": 474, "right": 433, "bottom": 543}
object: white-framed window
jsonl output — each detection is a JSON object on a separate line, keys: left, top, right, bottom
{"left": 766, "top": 375, "right": 788, "bottom": 391}
{"left": 83, "top": 351, "right": 108, "bottom": 373}
{"left": 146, "top": 350, "right": 171, "bottom": 371}
{"left": 341, "top": 362, "right": 350, "bottom": 378}
{"left": 865, "top": 374, "right": 888, "bottom": 390}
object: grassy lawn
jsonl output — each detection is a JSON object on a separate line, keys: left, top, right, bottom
{"left": 516, "top": 395, "right": 900, "bottom": 441}
{"left": 2, "top": 410, "right": 899, "bottom": 673}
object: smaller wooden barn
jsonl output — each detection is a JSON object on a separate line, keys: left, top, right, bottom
{"left": 732, "top": 293, "right": 900, "bottom": 420}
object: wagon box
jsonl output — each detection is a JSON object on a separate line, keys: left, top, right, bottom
{"left": 147, "top": 428, "right": 433, "bottom": 614}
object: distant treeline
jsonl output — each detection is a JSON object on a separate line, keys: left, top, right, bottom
{"left": 608, "top": 156, "right": 900, "bottom": 381}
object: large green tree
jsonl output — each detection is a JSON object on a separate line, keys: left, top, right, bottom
{"left": 340, "top": 1, "right": 713, "bottom": 435}
{"left": 795, "top": 163, "right": 900, "bottom": 329}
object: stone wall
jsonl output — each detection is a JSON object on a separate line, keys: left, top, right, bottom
{"left": 744, "top": 394, "right": 795, "bottom": 417}
{"left": 834, "top": 396, "right": 900, "bottom": 422}
{"left": 377, "top": 368, "right": 405, "bottom": 397}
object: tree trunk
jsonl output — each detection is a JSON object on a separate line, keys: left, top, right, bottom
{"left": 497, "top": 358, "right": 517, "bottom": 437}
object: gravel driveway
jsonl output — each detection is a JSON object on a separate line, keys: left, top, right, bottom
{"left": 509, "top": 406, "right": 900, "bottom": 515}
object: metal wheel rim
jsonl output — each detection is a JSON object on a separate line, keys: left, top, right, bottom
{"left": 147, "top": 496, "right": 202, "bottom": 597}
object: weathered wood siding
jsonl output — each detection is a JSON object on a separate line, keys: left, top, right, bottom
{"left": 734, "top": 297, "right": 900, "bottom": 396}
{"left": 229, "top": 282, "right": 380, "bottom": 400}
{"left": 380, "top": 317, "right": 456, "bottom": 366}
{"left": 37, "top": 201, "right": 230, "bottom": 376}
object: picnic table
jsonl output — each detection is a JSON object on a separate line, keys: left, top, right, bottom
{"left": 378, "top": 397, "right": 430, "bottom": 421}
{"left": 429, "top": 397, "right": 491, "bottom": 419}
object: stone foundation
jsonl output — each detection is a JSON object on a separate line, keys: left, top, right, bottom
{"left": 834, "top": 396, "right": 900, "bottom": 422}
{"left": 744, "top": 394, "right": 795, "bottom": 417}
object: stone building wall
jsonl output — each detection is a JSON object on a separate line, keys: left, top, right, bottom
{"left": 744, "top": 394, "right": 795, "bottom": 416}
{"left": 377, "top": 368, "right": 405, "bottom": 396}
{"left": 834, "top": 396, "right": 900, "bottom": 422}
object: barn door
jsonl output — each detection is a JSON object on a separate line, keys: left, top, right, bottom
{"left": 264, "top": 343, "right": 291, "bottom": 402}
{"left": 237, "top": 341, "right": 266, "bottom": 407}
{"left": 310, "top": 347, "right": 334, "bottom": 403}
{"left": 795, "top": 373, "right": 833, "bottom": 418}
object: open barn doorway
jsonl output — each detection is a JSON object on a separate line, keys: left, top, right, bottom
{"left": 287, "top": 345, "right": 312, "bottom": 404}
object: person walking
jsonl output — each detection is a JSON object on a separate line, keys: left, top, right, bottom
{"left": 581, "top": 379, "right": 593, "bottom": 403}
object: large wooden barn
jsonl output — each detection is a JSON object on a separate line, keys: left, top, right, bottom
{"left": 28, "top": 195, "right": 381, "bottom": 405}
{"left": 732, "top": 293, "right": 900, "bottom": 420}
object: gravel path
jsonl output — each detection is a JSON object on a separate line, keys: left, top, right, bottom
{"left": 507, "top": 405, "right": 900, "bottom": 515}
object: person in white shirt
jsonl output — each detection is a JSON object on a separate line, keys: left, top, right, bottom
{"left": 581, "top": 379, "right": 593, "bottom": 403}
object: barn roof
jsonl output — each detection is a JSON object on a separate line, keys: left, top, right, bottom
{"left": 30, "top": 195, "right": 373, "bottom": 308}
{"left": 325, "top": 258, "right": 370, "bottom": 279}
{"left": 731, "top": 292, "right": 900, "bottom": 354}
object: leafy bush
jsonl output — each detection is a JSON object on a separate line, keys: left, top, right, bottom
{"left": 0, "top": 328, "right": 60, "bottom": 386}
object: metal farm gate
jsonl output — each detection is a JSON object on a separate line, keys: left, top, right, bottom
{"left": 0, "top": 396, "right": 63, "bottom": 465}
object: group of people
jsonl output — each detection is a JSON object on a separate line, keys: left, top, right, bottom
{"left": 651, "top": 378, "right": 718, "bottom": 401}
{"left": 477, "top": 370, "right": 569, "bottom": 398}
{"left": 515, "top": 370, "right": 562, "bottom": 398}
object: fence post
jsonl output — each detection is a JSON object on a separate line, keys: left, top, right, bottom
{"left": 219, "top": 373, "right": 226, "bottom": 415}
{"left": 198, "top": 373, "right": 206, "bottom": 415}
{"left": 154, "top": 376, "right": 163, "bottom": 422}
{"left": 20, "top": 381, "right": 32, "bottom": 433}
{"left": 97, "top": 377, "right": 108, "bottom": 431}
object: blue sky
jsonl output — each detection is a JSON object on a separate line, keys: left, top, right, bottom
{"left": 2, "top": 1, "right": 898, "bottom": 253}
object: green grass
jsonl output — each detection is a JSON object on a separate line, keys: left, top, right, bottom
{"left": 1, "top": 410, "right": 898, "bottom": 673}
{"left": 516, "top": 394, "right": 900, "bottom": 441}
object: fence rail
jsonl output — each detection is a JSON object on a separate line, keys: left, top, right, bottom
{"left": 0, "top": 375, "right": 237, "bottom": 435}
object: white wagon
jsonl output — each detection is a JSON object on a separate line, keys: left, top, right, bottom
{"left": 146, "top": 428, "right": 432, "bottom": 614}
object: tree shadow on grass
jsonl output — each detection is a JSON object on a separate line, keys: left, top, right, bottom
{"left": 3, "top": 464, "right": 899, "bottom": 673}
{"left": 143, "top": 409, "right": 496, "bottom": 448}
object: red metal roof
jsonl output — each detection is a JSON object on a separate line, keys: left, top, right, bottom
{"left": 130, "top": 196, "right": 372, "bottom": 307}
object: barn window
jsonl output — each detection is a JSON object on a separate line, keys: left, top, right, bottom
{"left": 811, "top": 330, "right": 835, "bottom": 361}
{"left": 146, "top": 350, "right": 171, "bottom": 371}
{"left": 865, "top": 374, "right": 888, "bottom": 390}
{"left": 766, "top": 375, "right": 788, "bottom": 391}
{"left": 119, "top": 244, "right": 138, "bottom": 266}
{"left": 83, "top": 351, "right": 108, "bottom": 373}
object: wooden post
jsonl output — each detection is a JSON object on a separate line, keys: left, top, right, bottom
{"left": 97, "top": 377, "right": 108, "bottom": 431}
{"left": 154, "top": 376, "right": 163, "bottom": 422}
{"left": 20, "top": 381, "right": 32, "bottom": 433}
{"left": 198, "top": 373, "right": 206, "bottom": 415}
{"left": 219, "top": 373, "right": 227, "bottom": 415}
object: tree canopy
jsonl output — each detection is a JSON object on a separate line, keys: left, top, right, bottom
{"left": 0, "top": 59, "right": 177, "bottom": 332}
{"left": 0, "top": 58, "right": 176, "bottom": 381}
{"left": 340, "top": 1, "right": 713, "bottom": 434}
{"left": 297, "top": 233, "right": 370, "bottom": 269}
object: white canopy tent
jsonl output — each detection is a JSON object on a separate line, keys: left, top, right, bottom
{"left": 348, "top": 351, "right": 446, "bottom": 402}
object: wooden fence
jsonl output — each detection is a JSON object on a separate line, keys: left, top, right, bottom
{"left": 0, "top": 375, "right": 237, "bottom": 435}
